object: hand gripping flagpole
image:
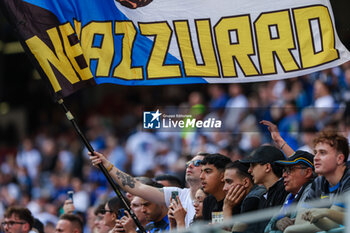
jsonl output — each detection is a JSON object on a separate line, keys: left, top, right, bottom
{"left": 58, "top": 99, "right": 146, "bottom": 233}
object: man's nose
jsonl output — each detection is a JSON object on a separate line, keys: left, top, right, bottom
{"left": 282, "top": 171, "right": 288, "bottom": 178}
{"left": 248, "top": 167, "right": 252, "bottom": 173}
{"left": 314, "top": 153, "right": 320, "bottom": 161}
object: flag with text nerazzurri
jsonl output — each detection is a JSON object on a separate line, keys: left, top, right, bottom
{"left": 1, "top": 0, "right": 350, "bottom": 100}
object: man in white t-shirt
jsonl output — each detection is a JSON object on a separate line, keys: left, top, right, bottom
{"left": 90, "top": 152, "right": 206, "bottom": 227}
{"left": 125, "top": 131, "right": 159, "bottom": 176}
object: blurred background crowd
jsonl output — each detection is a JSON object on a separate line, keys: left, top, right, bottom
{"left": 2, "top": 65, "right": 350, "bottom": 231}
{"left": 1, "top": 1, "right": 350, "bottom": 232}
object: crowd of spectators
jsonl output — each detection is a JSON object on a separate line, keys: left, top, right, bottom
{"left": 1, "top": 61, "right": 350, "bottom": 232}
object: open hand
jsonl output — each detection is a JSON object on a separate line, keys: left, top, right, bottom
{"left": 223, "top": 184, "right": 246, "bottom": 209}
{"left": 260, "top": 120, "right": 283, "bottom": 144}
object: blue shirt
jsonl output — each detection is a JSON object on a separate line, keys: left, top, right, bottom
{"left": 145, "top": 215, "right": 169, "bottom": 233}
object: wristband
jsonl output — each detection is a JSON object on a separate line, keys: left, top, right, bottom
{"left": 107, "top": 163, "right": 114, "bottom": 172}
{"left": 280, "top": 142, "right": 286, "bottom": 150}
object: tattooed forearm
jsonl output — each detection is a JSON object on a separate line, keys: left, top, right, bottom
{"left": 116, "top": 170, "right": 136, "bottom": 188}
{"left": 158, "top": 188, "right": 164, "bottom": 193}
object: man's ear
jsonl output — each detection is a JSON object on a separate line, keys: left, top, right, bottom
{"left": 221, "top": 176, "right": 225, "bottom": 183}
{"left": 304, "top": 167, "right": 313, "bottom": 179}
{"left": 242, "top": 177, "right": 250, "bottom": 188}
{"left": 337, "top": 153, "right": 345, "bottom": 165}
{"left": 265, "top": 163, "right": 272, "bottom": 173}
{"left": 219, "top": 171, "right": 225, "bottom": 181}
{"left": 22, "top": 222, "right": 30, "bottom": 232}
{"left": 111, "top": 212, "right": 117, "bottom": 221}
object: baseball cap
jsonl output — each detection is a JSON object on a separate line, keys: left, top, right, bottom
{"left": 240, "top": 145, "right": 286, "bottom": 164}
{"left": 275, "top": 150, "right": 314, "bottom": 168}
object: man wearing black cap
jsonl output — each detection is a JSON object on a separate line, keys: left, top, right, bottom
{"left": 240, "top": 145, "right": 289, "bottom": 232}
{"left": 264, "top": 150, "right": 315, "bottom": 233}
{"left": 241, "top": 145, "right": 289, "bottom": 209}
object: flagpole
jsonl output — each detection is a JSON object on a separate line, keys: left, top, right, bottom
{"left": 57, "top": 99, "right": 146, "bottom": 233}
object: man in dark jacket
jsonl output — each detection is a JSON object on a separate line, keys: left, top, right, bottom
{"left": 264, "top": 150, "right": 315, "bottom": 232}
{"left": 240, "top": 145, "right": 289, "bottom": 232}
{"left": 223, "top": 160, "right": 266, "bottom": 233}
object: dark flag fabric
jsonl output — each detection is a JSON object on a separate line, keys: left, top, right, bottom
{"left": 1, "top": 0, "right": 349, "bottom": 100}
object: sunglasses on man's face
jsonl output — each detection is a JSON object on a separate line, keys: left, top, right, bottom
{"left": 186, "top": 160, "right": 202, "bottom": 168}
{"left": 1, "top": 221, "right": 26, "bottom": 228}
{"left": 282, "top": 166, "right": 308, "bottom": 175}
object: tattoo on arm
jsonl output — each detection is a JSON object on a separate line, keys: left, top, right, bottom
{"left": 158, "top": 188, "right": 164, "bottom": 193}
{"left": 115, "top": 170, "right": 136, "bottom": 188}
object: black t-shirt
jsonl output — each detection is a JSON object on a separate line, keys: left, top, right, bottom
{"left": 202, "top": 195, "right": 240, "bottom": 221}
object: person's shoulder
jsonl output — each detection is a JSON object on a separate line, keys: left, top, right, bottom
{"left": 341, "top": 166, "right": 350, "bottom": 179}
{"left": 302, "top": 182, "right": 313, "bottom": 193}
{"left": 203, "top": 194, "right": 216, "bottom": 203}
{"left": 145, "top": 222, "right": 155, "bottom": 232}
{"left": 339, "top": 167, "right": 350, "bottom": 190}
{"left": 298, "top": 182, "right": 313, "bottom": 200}
{"left": 242, "top": 195, "right": 260, "bottom": 208}
{"left": 306, "top": 176, "right": 326, "bottom": 199}
{"left": 163, "top": 187, "right": 191, "bottom": 200}
{"left": 241, "top": 191, "right": 263, "bottom": 213}
{"left": 163, "top": 187, "right": 188, "bottom": 193}
{"left": 252, "top": 185, "right": 267, "bottom": 194}
{"left": 246, "top": 185, "right": 266, "bottom": 199}
{"left": 310, "top": 175, "right": 325, "bottom": 188}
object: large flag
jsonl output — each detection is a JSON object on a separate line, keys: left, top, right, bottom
{"left": 1, "top": 0, "right": 349, "bottom": 100}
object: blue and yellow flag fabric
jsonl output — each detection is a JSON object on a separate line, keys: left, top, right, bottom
{"left": 1, "top": 0, "right": 349, "bottom": 100}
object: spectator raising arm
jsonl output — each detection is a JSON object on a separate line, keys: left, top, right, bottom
{"left": 63, "top": 200, "right": 75, "bottom": 214}
{"left": 90, "top": 151, "right": 165, "bottom": 205}
{"left": 260, "top": 120, "right": 295, "bottom": 157}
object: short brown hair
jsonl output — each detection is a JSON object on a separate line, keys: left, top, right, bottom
{"left": 4, "top": 206, "right": 34, "bottom": 229}
{"left": 94, "top": 203, "right": 106, "bottom": 215}
{"left": 106, "top": 196, "right": 123, "bottom": 215}
{"left": 59, "top": 214, "right": 83, "bottom": 233}
{"left": 314, "top": 131, "right": 349, "bottom": 162}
